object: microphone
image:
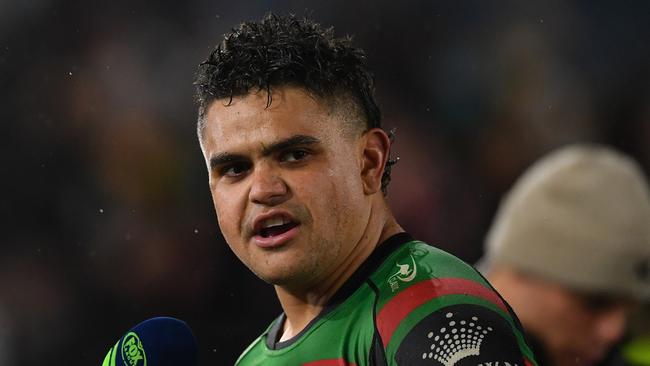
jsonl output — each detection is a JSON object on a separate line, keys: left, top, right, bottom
{"left": 101, "top": 317, "right": 197, "bottom": 366}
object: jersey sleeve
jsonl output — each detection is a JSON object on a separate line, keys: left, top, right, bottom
{"left": 391, "top": 303, "right": 531, "bottom": 366}
{"left": 369, "top": 242, "right": 537, "bottom": 366}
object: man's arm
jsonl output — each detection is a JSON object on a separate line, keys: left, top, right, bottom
{"left": 367, "top": 240, "right": 538, "bottom": 365}
{"left": 388, "top": 303, "right": 534, "bottom": 365}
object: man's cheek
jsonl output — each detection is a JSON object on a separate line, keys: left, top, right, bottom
{"left": 300, "top": 181, "right": 330, "bottom": 209}
{"left": 215, "top": 206, "right": 235, "bottom": 237}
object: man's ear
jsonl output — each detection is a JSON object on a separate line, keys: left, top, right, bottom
{"left": 360, "top": 128, "right": 391, "bottom": 195}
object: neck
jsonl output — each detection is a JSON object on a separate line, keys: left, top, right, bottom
{"left": 275, "top": 203, "right": 403, "bottom": 341}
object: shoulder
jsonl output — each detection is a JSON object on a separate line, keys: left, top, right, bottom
{"left": 235, "top": 318, "right": 277, "bottom": 366}
{"left": 235, "top": 335, "right": 265, "bottom": 365}
{"left": 370, "top": 240, "right": 490, "bottom": 296}
{"left": 369, "top": 240, "right": 538, "bottom": 365}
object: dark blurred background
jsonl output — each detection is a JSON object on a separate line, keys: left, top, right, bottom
{"left": 1, "top": 0, "right": 648, "bottom": 364}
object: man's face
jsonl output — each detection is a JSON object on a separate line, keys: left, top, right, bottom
{"left": 521, "top": 278, "right": 633, "bottom": 366}
{"left": 200, "top": 87, "right": 371, "bottom": 289}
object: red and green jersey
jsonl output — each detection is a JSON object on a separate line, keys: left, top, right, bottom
{"left": 236, "top": 233, "right": 538, "bottom": 366}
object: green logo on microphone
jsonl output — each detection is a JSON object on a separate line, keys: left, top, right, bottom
{"left": 121, "top": 332, "right": 147, "bottom": 366}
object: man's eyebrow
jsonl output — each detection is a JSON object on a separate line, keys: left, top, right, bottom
{"left": 209, "top": 135, "right": 320, "bottom": 169}
{"left": 209, "top": 153, "right": 246, "bottom": 170}
{"left": 260, "top": 135, "right": 320, "bottom": 156}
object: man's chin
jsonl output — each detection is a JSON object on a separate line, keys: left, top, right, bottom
{"left": 262, "top": 272, "right": 317, "bottom": 291}
{"left": 253, "top": 269, "right": 301, "bottom": 287}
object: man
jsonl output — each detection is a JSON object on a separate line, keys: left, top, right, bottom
{"left": 480, "top": 144, "right": 650, "bottom": 366}
{"left": 195, "top": 14, "right": 537, "bottom": 365}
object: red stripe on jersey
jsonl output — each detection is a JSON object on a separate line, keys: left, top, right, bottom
{"left": 302, "top": 359, "right": 356, "bottom": 366}
{"left": 377, "top": 277, "right": 508, "bottom": 345}
{"left": 525, "top": 357, "right": 534, "bottom": 366}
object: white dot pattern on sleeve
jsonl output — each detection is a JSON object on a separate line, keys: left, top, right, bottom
{"left": 421, "top": 312, "right": 494, "bottom": 366}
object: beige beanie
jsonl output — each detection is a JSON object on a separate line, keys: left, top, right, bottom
{"left": 483, "top": 143, "right": 650, "bottom": 300}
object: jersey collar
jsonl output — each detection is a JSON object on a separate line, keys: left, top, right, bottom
{"left": 266, "top": 232, "right": 414, "bottom": 349}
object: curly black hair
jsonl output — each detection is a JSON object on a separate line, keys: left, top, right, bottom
{"left": 194, "top": 13, "right": 397, "bottom": 194}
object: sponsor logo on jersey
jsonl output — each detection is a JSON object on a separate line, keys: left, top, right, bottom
{"left": 121, "top": 331, "right": 147, "bottom": 366}
{"left": 388, "top": 254, "right": 417, "bottom": 291}
{"left": 419, "top": 312, "right": 520, "bottom": 366}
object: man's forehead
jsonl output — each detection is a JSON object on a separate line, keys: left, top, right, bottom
{"left": 199, "top": 89, "right": 365, "bottom": 163}
{"left": 209, "top": 87, "right": 322, "bottom": 113}
{"left": 206, "top": 106, "right": 325, "bottom": 140}
{"left": 207, "top": 92, "right": 353, "bottom": 135}
{"left": 210, "top": 93, "right": 316, "bottom": 125}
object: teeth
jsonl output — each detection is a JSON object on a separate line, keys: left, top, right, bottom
{"left": 262, "top": 216, "right": 287, "bottom": 229}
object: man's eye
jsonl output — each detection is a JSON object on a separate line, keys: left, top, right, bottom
{"left": 281, "top": 149, "right": 309, "bottom": 163}
{"left": 220, "top": 163, "right": 250, "bottom": 177}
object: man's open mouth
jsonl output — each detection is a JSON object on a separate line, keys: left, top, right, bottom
{"left": 256, "top": 216, "right": 299, "bottom": 238}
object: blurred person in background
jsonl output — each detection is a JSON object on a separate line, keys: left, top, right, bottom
{"left": 480, "top": 144, "right": 650, "bottom": 366}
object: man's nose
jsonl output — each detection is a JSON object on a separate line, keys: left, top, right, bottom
{"left": 594, "top": 305, "right": 627, "bottom": 346}
{"left": 249, "top": 164, "right": 289, "bottom": 206}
